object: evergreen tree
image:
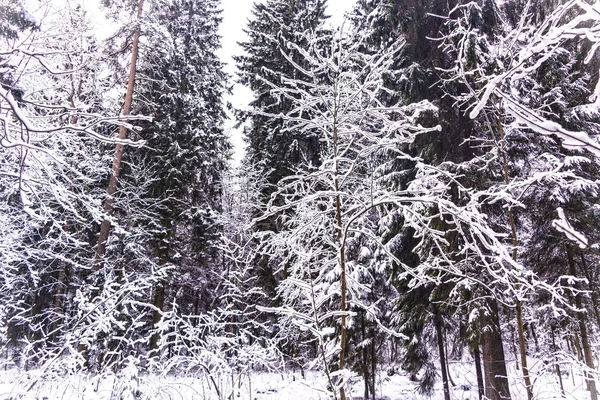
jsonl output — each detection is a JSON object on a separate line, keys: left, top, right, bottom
{"left": 0, "top": 0, "right": 37, "bottom": 41}
{"left": 349, "top": 1, "right": 518, "bottom": 398}
{"left": 440, "top": 0, "right": 600, "bottom": 398}
{"left": 0, "top": 0, "right": 37, "bottom": 95}
{"left": 119, "top": 0, "right": 230, "bottom": 354}
{"left": 234, "top": 0, "right": 331, "bottom": 345}
{"left": 236, "top": 0, "right": 329, "bottom": 218}
{"left": 0, "top": 0, "right": 137, "bottom": 373}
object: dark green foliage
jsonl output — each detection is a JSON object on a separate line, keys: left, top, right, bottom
{"left": 350, "top": 0, "right": 511, "bottom": 392}
{"left": 120, "top": 0, "right": 230, "bottom": 310}
{"left": 394, "top": 286, "right": 438, "bottom": 395}
{"left": 2, "top": 0, "right": 600, "bottom": 388}
{"left": 0, "top": 0, "right": 37, "bottom": 100}
{"left": 236, "top": 0, "right": 329, "bottom": 210}
{"left": 234, "top": 0, "right": 330, "bottom": 325}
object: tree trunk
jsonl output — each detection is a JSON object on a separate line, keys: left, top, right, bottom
{"left": 149, "top": 282, "right": 166, "bottom": 353}
{"left": 362, "top": 316, "right": 370, "bottom": 400}
{"left": 332, "top": 82, "right": 347, "bottom": 400}
{"left": 567, "top": 246, "right": 598, "bottom": 400}
{"left": 530, "top": 323, "right": 540, "bottom": 354}
{"left": 94, "top": 0, "right": 145, "bottom": 272}
{"left": 572, "top": 335, "right": 584, "bottom": 362}
{"left": 370, "top": 329, "right": 376, "bottom": 400}
{"left": 435, "top": 309, "right": 451, "bottom": 400}
{"left": 496, "top": 107, "right": 533, "bottom": 400}
{"left": 579, "top": 253, "right": 600, "bottom": 328}
{"left": 551, "top": 325, "right": 565, "bottom": 397}
{"left": 515, "top": 299, "right": 533, "bottom": 400}
{"left": 443, "top": 328, "right": 456, "bottom": 387}
{"left": 565, "top": 335, "right": 573, "bottom": 354}
{"left": 481, "top": 298, "right": 511, "bottom": 400}
{"left": 336, "top": 174, "right": 348, "bottom": 400}
{"left": 308, "top": 272, "right": 337, "bottom": 400}
{"left": 473, "top": 345, "right": 485, "bottom": 400}
{"left": 509, "top": 323, "right": 520, "bottom": 371}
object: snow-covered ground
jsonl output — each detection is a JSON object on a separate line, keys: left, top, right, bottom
{"left": 0, "top": 359, "right": 591, "bottom": 399}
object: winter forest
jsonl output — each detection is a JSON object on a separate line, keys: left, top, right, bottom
{"left": 1, "top": 0, "right": 600, "bottom": 399}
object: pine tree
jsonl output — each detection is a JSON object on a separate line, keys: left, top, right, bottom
{"left": 94, "top": 0, "right": 144, "bottom": 271}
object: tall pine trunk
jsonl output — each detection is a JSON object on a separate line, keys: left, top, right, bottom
{"left": 94, "top": 0, "right": 144, "bottom": 271}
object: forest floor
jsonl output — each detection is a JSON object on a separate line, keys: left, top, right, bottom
{"left": 0, "top": 358, "right": 591, "bottom": 399}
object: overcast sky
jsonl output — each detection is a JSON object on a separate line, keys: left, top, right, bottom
{"left": 218, "top": 0, "right": 358, "bottom": 165}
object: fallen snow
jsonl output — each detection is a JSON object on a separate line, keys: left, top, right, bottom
{"left": 0, "top": 357, "right": 591, "bottom": 400}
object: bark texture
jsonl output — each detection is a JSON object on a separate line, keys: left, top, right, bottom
{"left": 481, "top": 298, "right": 511, "bottom": 400}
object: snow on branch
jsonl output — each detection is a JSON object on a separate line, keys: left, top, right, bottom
{"left": 468, "top": 0, "right": 600, "bottom": 155}
{"left": 552, "top": 207, "right": 589, "bottom": 248}
{"left": 0, "top": 88, "right": 148, "bottom": 146}
{"left": 500, "top": 90, "right": 600, "bottom": 157}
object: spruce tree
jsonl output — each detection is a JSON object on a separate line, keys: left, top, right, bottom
{"left": 234, "top": 0, "right": 330, "bottom": 338}
{"left": 236, "top": 0, "right": 329, "bottom": 216}
{"left": 122, "top": 0, "right": 230, "bottom": 353}
{"left": 351, "top": 1, "right": 513, "bottom": 398}
{"left": 0, "top": 0, "right": 37, "bottom": 43}
{"left": 439, "top": 0, "right": 600, "bottom": 398}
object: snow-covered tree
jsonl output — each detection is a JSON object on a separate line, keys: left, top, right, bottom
{"left": 438, "top": 0, "right": 600, "bottom": 398}
{"left": 349, "top": 1, "right": 514, "bottom": 398}
{"left": 117, "top": 0, "right": 231, "bottom": 354}
{"left": 251, "top": 23, "right": 517, "bottom": 399}
{"left": 234, "top": 0, "right": 331, "bottom": 358}
{"left": 0, "top": 0, "right": 147, "bottom": 374}
{"left": 236, "top": 0, "right": 329, "bottom": 222}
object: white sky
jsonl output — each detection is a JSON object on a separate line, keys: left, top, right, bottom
{"left": 218, "top": 0, "right": 358, "bottom": 166}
